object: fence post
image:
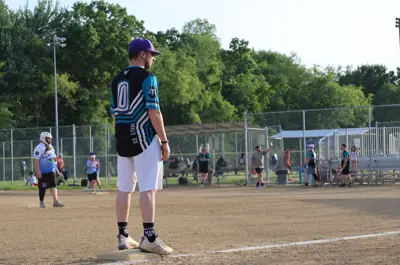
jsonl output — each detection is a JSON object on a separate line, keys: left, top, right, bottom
{"left": 345, "top": 128, "right": 349, "bottom": 149}
{"left": 30, "top": 140, "right": 33, "bottom": 172}
{"left": 299, "top": 138, "right": 303, "bottom": 166}
{"left": 235, "top": 132, "right": 238, "bottom": 168}
{"left": 265, "top": 127, "right": 270, "bottom": 185}
{"left": 104, "top": 124, "right": 108, "bottom": 184}
{"left": 195, "top": 135, "right": 199, "bottom": 155}
{"left": 244, "top": 112, "right": 249, "bottom": 185}
{"left": 221, "top": 133, "right": 225, "bottom": 158}
{"left": 375, "top": 121, "right": 379, "bottom": 155}
{"left": 368, "top": 106, "right": 372, "bottom": 185}
{"left": 60, "top": 138, "right": 63, "bottom": 155}
{"left": 212, "top": 134, "right": 216, "bottom": 170}
{"left": 73, "top": 124, "right": 77, "bottom": 184}
{"left": 2, "top": 142, "right": 5, "bottom": 182}
{"left": 11, "top": 129, "right": 13, "bottom": 184}
{"left": 383, "top": 127, "right": 386, "bottom": 156}
{"left": 327, "top": 135, "right": 330, "bottom": 160}
{"left": 302, "top": 110, "right": 306, "bottom": 164}
{"left": 89, "top": 126, "right": 92, "bottom": 152}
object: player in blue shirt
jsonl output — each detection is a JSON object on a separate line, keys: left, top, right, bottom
{"left": 33, "top": 132, "right": 65, "bottom": 208}
{"left": 86, "top": 152, "right": 100, "bottom": 193}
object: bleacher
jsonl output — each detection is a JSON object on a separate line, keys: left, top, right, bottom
{"left": 329, "top": 155, "right": 400, "bottom": 185}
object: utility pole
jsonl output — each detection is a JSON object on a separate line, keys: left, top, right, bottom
{"left": 396, "top": 18, "right": 400, "bottom": 50}
{"left": 48, "top": 35, "right": 66, "bottom": 155}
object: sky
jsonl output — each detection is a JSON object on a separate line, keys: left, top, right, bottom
{"left": 5, "top": 0, "right": 400, "bottom": 71}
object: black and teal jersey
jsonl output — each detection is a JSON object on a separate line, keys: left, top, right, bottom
{"left": 341, "top": 150, "right": 350, "bottom": 166}
{"left": 110, "top": 66, "right": 160, "bottom": 157}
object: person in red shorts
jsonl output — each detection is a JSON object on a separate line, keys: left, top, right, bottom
{"left": 284, "top": 149, "right": 292, "bottom": 173}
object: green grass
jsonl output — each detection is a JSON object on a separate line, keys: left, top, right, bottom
{"left": 0, "top": 177, "right": 119, "bottom": 191}
{"left": 0, "top": 171, "right": 301, "bottom": 191}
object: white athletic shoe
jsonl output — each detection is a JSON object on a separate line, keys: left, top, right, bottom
{"left": 53, "top": 200, "right": 66, "bottom": 207}
{"left": 139, "top": 236, "right": 173, "bottom": 255}
{"left": 39, "top": 202, "right": 46, "bottom": 208}
{"left": 117, "top": 234, "right": 140, "bottom": 250}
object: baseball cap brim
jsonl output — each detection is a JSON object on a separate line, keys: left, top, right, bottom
{"left": 149, "top": 49, "right": 162, "bottom": 55}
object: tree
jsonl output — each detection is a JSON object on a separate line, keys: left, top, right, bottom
{"left": 338, "top": 64, "right": 399, "bottom": 104}
{"left": 60, "top": 0, "right": 146, "bottom": 125}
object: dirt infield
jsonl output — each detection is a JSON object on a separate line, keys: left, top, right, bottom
{"left": 0, "top": 185, "right": 399, "bottom": 265}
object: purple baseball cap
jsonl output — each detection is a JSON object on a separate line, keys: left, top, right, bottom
{"left": 128, "top": 38, "right": 161, "bottom": 55}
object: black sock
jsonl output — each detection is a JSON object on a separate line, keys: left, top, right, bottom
{"left": 256, "top": 182, "right": 259, "bottom": 187}
{"left": 118, "top": 222, "right": 129, "bottom": 237}
{"left": 39, "top": 188, "right": 46, "bottom": 202}
{"left": 143, "top": 223, "right": 157, "bottom": 243}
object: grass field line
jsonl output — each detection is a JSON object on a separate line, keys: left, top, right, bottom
{"left": 102, "top": 230, "right": 400, "bottom": 265}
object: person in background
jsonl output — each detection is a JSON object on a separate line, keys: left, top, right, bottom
{"left": 198, "top": 143, "right": 210, "bottom": 185}
{"left": 250, "top": 142, "right": 273, "bottom": 188}
{"left": 350, "top": 146, "right": 359, "bottom": 171}
{"left": 21, "top": 161, "right": 27, "bottom": 183}
{"left": 304, "top": 144, "right": 316, "bottom": 187}
{"left": 86, "top": 152, "right": 100, "bottom": 193}
{"left": 339, "top": 144, "right": 352, "bottom": 187}
{"left": 56, "top": 154, "right": 68, "bottom": 182}
{"left": 284, "top": 149, "right": 292, "bottom": 173}
{"left": 84, "top": 153, "right": 102, "bottom": 192}
{"left": 27, "top": 171, "right": 38, "bottom": 187}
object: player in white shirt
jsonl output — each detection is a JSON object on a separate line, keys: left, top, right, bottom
{"left": 33, "top": 132, "right": 66, "bottom": 208}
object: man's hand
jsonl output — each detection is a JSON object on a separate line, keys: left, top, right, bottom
{"left": 161, "top": 143, "right": 170, "bottom": 161}
{"left": 37, "top": 172, "right": 42, "bottom": 179}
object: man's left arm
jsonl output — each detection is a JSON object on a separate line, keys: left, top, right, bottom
{"left": 142, "top": 75, "right": 170, "bottom": 160}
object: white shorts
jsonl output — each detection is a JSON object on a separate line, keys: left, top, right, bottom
{"left": 117, "top": 137, "right": 163, "bottom": 192}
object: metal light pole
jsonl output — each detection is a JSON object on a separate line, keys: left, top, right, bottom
{"left": 396, "top": 18, "right": 400, "bottom": 50}
{"left": 49, "top": 34, "right": 66, "bottom": 155}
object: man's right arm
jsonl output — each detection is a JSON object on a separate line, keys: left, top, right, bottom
{"left": 109, "top": 84, "right": 116, "bottom": 119}
{"left": 148, "top": 109, "right": 168, "bottom": 142}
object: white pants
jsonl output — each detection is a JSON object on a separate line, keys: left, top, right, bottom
{"left": 117, "top": 137, "right": 163, "bottom": 192}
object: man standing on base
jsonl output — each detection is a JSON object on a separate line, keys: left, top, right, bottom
{"left": 109, "top": 38, "right": 173, "bottom": 255}
{"left": 33, "top": 132, "right": 65, "bottom": 208}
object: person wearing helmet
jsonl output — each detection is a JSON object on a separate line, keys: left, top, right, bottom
{"left": 33, "top": 132, "right": 65, "bottom": 208}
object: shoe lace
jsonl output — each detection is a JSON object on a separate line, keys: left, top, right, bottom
{"left": 156, "top": 237, "right": 167, "bottom": 248}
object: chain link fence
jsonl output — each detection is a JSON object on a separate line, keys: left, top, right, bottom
{"left": 2, "top": 104, "right": 400, "bottom": 185}
{"left": 244, "top": 104, "right": 400, "bottom": 184}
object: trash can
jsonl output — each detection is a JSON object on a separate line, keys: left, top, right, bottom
{"left": 276, "top": 169, "right": 289, "bottom": 185}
